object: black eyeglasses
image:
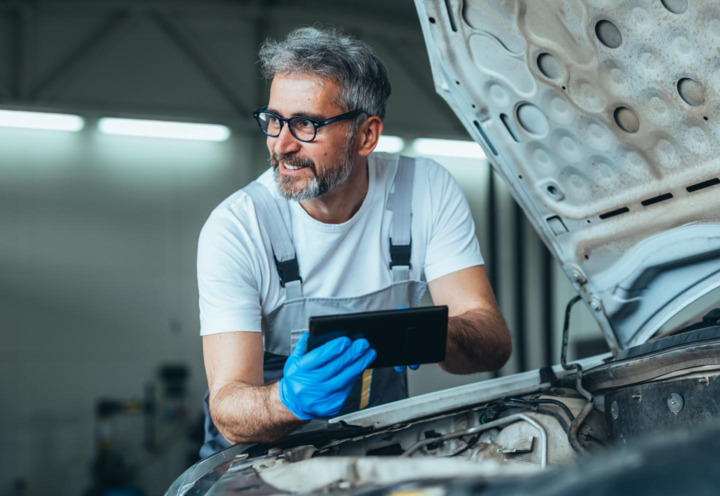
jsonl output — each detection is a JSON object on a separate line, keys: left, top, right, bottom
{"left": 253, "top": 106, "right": 367, "bottom": 142}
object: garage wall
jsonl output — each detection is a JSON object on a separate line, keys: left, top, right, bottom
{"left": 0, "top": 126, "right": 260, "bottom": 495}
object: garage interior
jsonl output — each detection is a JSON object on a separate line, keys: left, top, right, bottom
{"left": 3, "top": 1, "right": 714, "bottom": 495}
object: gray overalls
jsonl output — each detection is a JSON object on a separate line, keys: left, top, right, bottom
{"left": 200, "top": 156, "right": 427, "bottom": 459}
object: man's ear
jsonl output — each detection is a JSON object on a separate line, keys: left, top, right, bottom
{"left": 356, "top": 116, "right": 384, "bottom": 157}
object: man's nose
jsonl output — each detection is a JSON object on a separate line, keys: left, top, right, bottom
{"left": 271, "top": 124, "right": 301, "bottom": 155}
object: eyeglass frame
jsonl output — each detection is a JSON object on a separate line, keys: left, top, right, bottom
{"left": 252, "top": 105, "right": 368, "bottom": 142}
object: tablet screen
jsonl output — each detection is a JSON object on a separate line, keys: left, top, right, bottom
{"left": 308, "top": 306, "right": 448, "bottom": 368}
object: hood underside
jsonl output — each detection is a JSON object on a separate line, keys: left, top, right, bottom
{"left": 415, "top": 0, "right": 720, "bottom": 352}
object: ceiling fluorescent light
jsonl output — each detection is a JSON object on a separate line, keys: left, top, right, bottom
{"left": 375, "top": 135, "right": 405, "bottom": 153}
{"left": 412, "top": 138, "right": 486, "bottom": 159}
{"left": 0, "top": 109, "right": 84, "bottom": 132}
{"left": 99, "top": 118, "right": 231, "bottom": 142}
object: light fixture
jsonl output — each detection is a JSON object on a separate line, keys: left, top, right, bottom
{"left": 98, "top": 118, "right": 231, "bottom": 142}
{"left": 375, "top": 135, "right": 405, "bottom": 153}
{"left": 412, "top": 138, "right": 486, "bottom": 159}
{"left": 0, "top": 109, "right": 84, "bottom": 132}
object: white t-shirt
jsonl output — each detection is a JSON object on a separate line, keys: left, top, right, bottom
{"left": 198, "top": 153, "right": 483, "bottom": 335}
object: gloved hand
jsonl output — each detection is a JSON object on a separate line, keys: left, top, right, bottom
{"left": 279, "top": 332, "right": 377, "bottom": 420}
{"left": 394, "top": 364, "right": 420, "bottom": 373}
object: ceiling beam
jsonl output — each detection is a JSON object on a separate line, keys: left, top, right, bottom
{"left": 0, "top": 0, "right": 423, "bottom": 41}
{"left": 151, "top": 10, "right": 253, "bottom": 117}
{"left": 31, "top": 10, "right": 142, "bottom": 101}
{"left": 250, "top": 2, "right": 272, "bottom": 178}
{"left": 372, "top": 34, "right": 464, "bottom": 133}
{"left": 14, "top": 3, "right": 34, "bottom": 100}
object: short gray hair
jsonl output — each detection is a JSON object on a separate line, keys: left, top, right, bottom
{"left": 259, "top": 26, "right": 392, "bottom": 120}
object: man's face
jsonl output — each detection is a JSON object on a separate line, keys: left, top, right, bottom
{"left": 266, "top": 73, "right": 356, "bottom": 201}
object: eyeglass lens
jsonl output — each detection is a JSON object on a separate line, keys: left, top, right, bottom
{"left": 257, "top": 112, "right": 315, "bottom": 141}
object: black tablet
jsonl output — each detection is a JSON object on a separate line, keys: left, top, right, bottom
{"left": 307, "top": 306, "right": 448, "bottom": 368}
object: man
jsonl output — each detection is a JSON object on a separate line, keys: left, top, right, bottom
{"left": 197, "top": 26, "right": 511, "bottom": 458}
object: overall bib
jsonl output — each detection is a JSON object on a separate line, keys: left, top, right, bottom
{"left": 200, "top": 157, "right": 426, "bottom": 459}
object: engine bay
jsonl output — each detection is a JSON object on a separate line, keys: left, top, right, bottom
{"left": 167, "top": 318, "right": 720, "bottom": 496}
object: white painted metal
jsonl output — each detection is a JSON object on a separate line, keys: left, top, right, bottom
{"left": 414, "top": 0, "right": 720, "bottom": 352}
{"left": 331, "top": 354, "right": 608, "bottom": 429}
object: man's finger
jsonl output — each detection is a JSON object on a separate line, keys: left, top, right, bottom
{"left": 324, "top": 348, "right": 377, "bottom": 391}
{"left": 297, "top": 336, "right": 352, "bottom": 370}
{"left": 312, "top": 338, "right": 371, "bottom": 378}
{"left": 290, "top": 332, "right": 310, "bottom": 359}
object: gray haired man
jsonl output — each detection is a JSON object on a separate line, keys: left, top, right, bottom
{"left": 197, "top": 26, "right": 511, "bottom": 458}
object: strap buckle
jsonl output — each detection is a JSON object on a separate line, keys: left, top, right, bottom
{"left": 389, "top": 240, "right": 412, "bottom": 269}
{"left": 274, "top": 256, "right": 302, "bottom": 288}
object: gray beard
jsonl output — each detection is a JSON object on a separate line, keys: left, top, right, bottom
{"left": 272, "top": 136, "right": 355, "bottom": 202}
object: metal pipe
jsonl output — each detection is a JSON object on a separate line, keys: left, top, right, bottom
{"left": 33, "top": 10, "right": 141, "bottom": 100}
{"left": 513, "top": 201, "right": 527, "bottom": 372}
{"left": 373, "top": 36, "right": 466, "bottom": 131}
{"left": 568, "top": 401, "right": 594, "bottom": 454}
{"left": 488, "top": 166, "right": 500, "bottom": 379}
{"left": 487, "top": 165, "right": 498, "bottom": 294}
{"left": 400, "top": 413, "right": 548, "bottom": 468}
{"left": 560, "top": 295, "right": 582, "bottom": 370}
{"left": 14, "top": 4, "right": 33, "bottom": 100}
{"left": 152, "top": 11, "right": 253, "bottom": 117}
{"left": 541, "top": 245, "right": 554, "bottom": 366}
{"left": 560, "top": 295, "right": 593, "bottom": 402}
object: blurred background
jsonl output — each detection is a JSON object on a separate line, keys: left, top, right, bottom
{"left": 0, "top": 1, "right": 610, "bottom": 494}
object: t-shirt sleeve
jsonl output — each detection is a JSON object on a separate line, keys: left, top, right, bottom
{"left": 197, "top": 203, "right": 263, "bottom": 335}
{"left": 422, "top": 160, "right": 484, "bottom": 282}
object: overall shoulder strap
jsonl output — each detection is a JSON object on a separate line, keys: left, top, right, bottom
{"left": 242, "top": 181, "right": 303, "bottom": 299}
{"left": 387, "top": 156, "right": 414, "bottom": 282}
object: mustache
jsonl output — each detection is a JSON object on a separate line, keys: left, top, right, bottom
{"left": 271, "top": 153, "right": 316, "bottom": 173}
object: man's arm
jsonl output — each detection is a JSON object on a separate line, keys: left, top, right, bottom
{"left": 203, "top": 331, "right": 303, "bottom": 444}
{"left": 428, "top": 265, "right": 511, "bottom": 374}
{"left": 204, "top": 330, "right": 377, "bottom": 445}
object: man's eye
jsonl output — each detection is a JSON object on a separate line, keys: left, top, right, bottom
{"left": 294, "top": 118, "right": 314, "bottom": 129}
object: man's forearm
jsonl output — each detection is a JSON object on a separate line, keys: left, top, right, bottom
{"left": 210, "top": 380, "right": 305, "bottom": 444}
{"left": 440, "top": 308, "right": 512, "bottom": 374}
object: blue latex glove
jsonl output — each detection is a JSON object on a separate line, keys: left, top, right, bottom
{"left": 394, "top": 364, "right": 420, "bottom": 373}
{"left": 393, "top": 307, "right": 420, "bottom": 373}
{"left": 279, "top": 332, "right": 377, "bottom": 420}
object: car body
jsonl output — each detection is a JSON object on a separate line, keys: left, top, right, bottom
{"left": 166, "top": 1, "right": 720, "bottom": 494}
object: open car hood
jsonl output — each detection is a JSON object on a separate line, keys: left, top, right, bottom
{"left": 415, "top": 0, "right": 720, "bottom": 352}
